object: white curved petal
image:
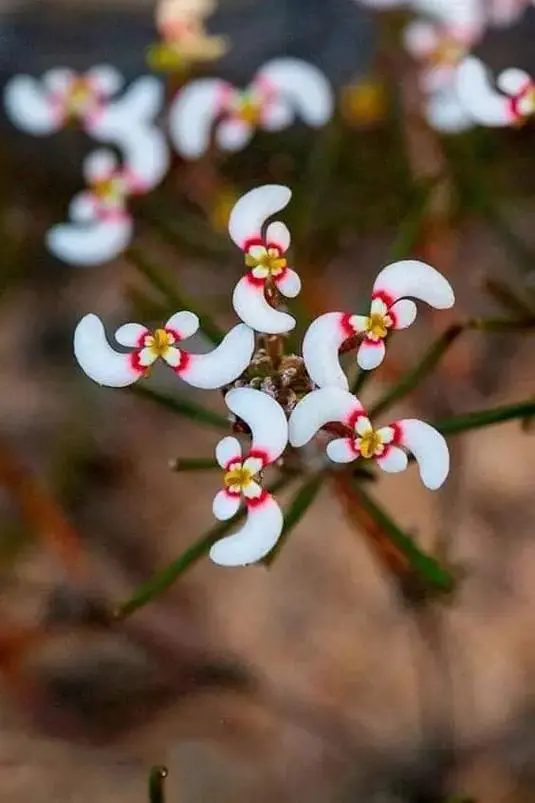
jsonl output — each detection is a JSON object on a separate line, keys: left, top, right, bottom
{"left": 41, "top": 68, "right": 75, "bottom": 94}
{"left": 456, "top": 57, "right": 514, "bottom": 127}
{"left": 261, "top": 97, "right": 294, "bottom": 130}
{"left": 68, "top": 191, "right": 99, "bottom": 223}
{"left": 212, "top": 490, "right": 241, "bottom": 521}
{"left": 275, "top": 268, "right": 301, "bottom": 299}
{"left": 289, "top": 387, "right": 363, "bottom": 448}
{"left": 168, "top": 79, "right": 227, "bottom": 158}
{"left": 4, "top": 75, "right": 62, "bottom": 135}
{"left": 357, "top": 339, "right": 386, "bottom": 370}
{"left": 257, "top": 58, "right": 333, "bottom": 127}
{"left": 98, "top": 76, "right": 163, "bottom": 126}
{"left": 426, "top": 87, "right": 474, "bottom": 133}
{"left": 266, "top": 221, "right": 291, "bottom": 252}
{"left": 119, "top": 126, "right": 170, "bottom": 192}
{"left": 215, "top": 118, "right": 253, "bottom": 152}
{"left": 74, "top": 314, "right": 141, "bottom": 387}
{"left": 209, "top": 494, "right": 283, "bottom": 566}
{"left": 46, "top": 217, "right": 133, "bottom": 267}
{"left": 373, "top": 260, "right": 455, "bottom": 308}
{"left": 224, "top": 387, "right": 288, "bottom": 464}
{"left": 302, "top": 312, "right": 352, "bottom": 390}
{"left": 85, "top": 64, "right": 124, "bottom": 97}
{"left": 178, "top": 323, "right": 254, "bottom": 389}
{"left": 114, "top": 322, "right": 147, "bottom": 347}
{"left": 326, "top": 437, "right": 357, "bottom": 464}
{"left": 83, "top": 149, "right": 118, "bottom": 183}
{"left": 397, "top": 418, "right": 450, "bottom": 490}
{"left": 375, "top": 446, "right": 408, "bottom": 474}
{"left": 496, "top": 67, "right": 532, "bottom": 97}
{"left": 403, "top": 20, "right": 438, "bottom": 58}
{"left": 390, "top": 299, "right": 417, "bottom": 330}
{"left": 215, "top": 436, "right": 242, "bottom": 469}
{"left": 228, "top": 184, "right": 292, "bottom": 250}
{"left": 233, "top": 276, "right": 295, "bottom": 334}
{"left": 165, "top": 311, "right": 200, "bottom": 339}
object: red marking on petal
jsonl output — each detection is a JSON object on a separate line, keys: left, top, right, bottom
{"left": 245, "top": 271, "right": 267, "bottom": 287}
{"left": 389, "top": 421, "right": 403, "bottom": 445}
{"left": 246, "top": 489, "right": 269, "bottom": 508}
{"left": 165, "top": 327, "right": 182, "bottom": 343}
{"left": 247, "top": 448, "right": 270, "bottom": 468}
{"left": 224, "top": 486, "right": 241, "bottom": 498}
{"left": 340, "top": 313, "right": 356, "bottom": 338}
{"left": 363, "top": 336, "right": 384, "bottom": 346}
{"left": 224, "top": 457, "right": 242, "bottom": 472}
{"left": 130, "top": 350, "right": 145, "bottom": 373}
{"left": 372, "top": 289, "right": 395, "bottom": 308}
{"left": 96, "top": 208, "right": 130, "bottom": 223}
{"left": 273, "top": 266, "right": 288, "bottom": 284}
{"left": 265, "top": 243, "right": 282, "bottom": 256}
{"left": 348, "top": 437, "right": 360, "bottom": 456}
{"left": 347, "top": 408, "right": 367, "bottom": 431}
{"left": 174, "top": 350, "right": 191, "bottom": 374}
{"left": 216, "top": 82, "right": 236, "bottom": 115}
{"left": 136, "top": 331, "right": 148, "bottom": 348}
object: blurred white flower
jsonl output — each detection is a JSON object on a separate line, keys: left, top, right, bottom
{"left": 456, "top": 56, "right": 535, "bottom": 126}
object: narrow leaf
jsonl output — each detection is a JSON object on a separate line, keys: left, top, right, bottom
{"left": 433, "top": 400, "right": 535, "bottom": 436}
{"left": 264, "top": 473, "right": 324, "bottom": 566}
{"left": 169, "top": 457, "right": 219, "bottom": 472}
{"left": 129, "top": 385, "right": 228, "bottom": 430}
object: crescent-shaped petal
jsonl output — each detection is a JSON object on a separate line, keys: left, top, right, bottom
{"left": 165, "top": 311, "right": 200, "bottom": 339}
{"left": 215, "top": 118, "right": 254, "bottom": 152}
{"left": 212, "top": 490, "right": 241, "bottom": 521}
{"left": 46, "top": 217, "right": 133, "bottom": 267}
{"left": 289, "top": 387, "right": 363, "bottom": 448}
{"left": 209, "top": 494, "right": 283, "bottom": 566}
{"left": 228, "top": 184, "right": 292, "bottom": 250}
{"left": 375, "top": 446, "right": 408, "bottom": 474}
{"left": 261, "top": 97, "right": 294, "bottom": 130}
{"left": 397, "top": 418, "right": 450, "bottom": 490}
{"left": 215, "top": 436, "right": 242, "bottom": 469}
{"left": 178, "top": 323, "right": 254, "bottom": 389}
{"left": 4, "top": 75, "right": 61, "bottom": 135}
{"left": 42, "top": 68, "right": 76, "bottom": 94}
{"left": 83, "top": 149, "right": 118, "bottom": 183}
{"left": 68, "top": 191, "right": 99, "bottom": 223}
{"left": 119, "top": 126, "right": 170, "bottom": 192}
{"left": 74, "top": 313, "right": 141, "bottom": 387}
{"left": 168, "top": 79, "right": 227, "bottom": 159}
{"left": 373, "top": 259, "right": 455, "bottom": 308}
{"left": 224, "top": 387, "right": 288, "bottom": 464}
{"left": 496, "top": 67, "right": 532, "bottom": 97}
{"left": 256, "top": 58, "right": 334, "bottom": 127}
{"left": 455, "top": 57, "right": 514, "bottom": 127}
{"left": 302, "top": 312, "right": 351, "bottom": 390}
{"left": 390, "top": 299, "right": 417, "bottom": 330}
{"left": 232, "top": 276, "right": 296, "bottom": 334}
{"left": 85, "top": 64, "right": 124, "bottom": 97}
{"left": 266, "top": 221, "right": 290, "bottom": 252}
{"left": 114, "top": 322, "right": 147, "bottom": 347}
{"left": 426, "top": 87, "right": 474, "bottom": 133}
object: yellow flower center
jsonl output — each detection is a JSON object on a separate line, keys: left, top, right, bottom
{"left": 224, "top": 464, "right": 253, "bottom": 491}
{"left": 431, "top": 38, "right": 464, "bottom": 66}
{"left": 145, "top": 328, "right": 173, "bottom": 357}
{"left": 92, "top": 176, "right": 124, "bottom": 203}
{"left": 66, "top": 79, "right": 93, "bottom": 116}
{"left": 238, "top": 95, "right": 262, "bottom": 124}
{"left": 358, "top": 428, "right": 384, "bottom": 459}
{"left": 366, "top": 312, "right": 392, "bottom": 341}
{"left": 245, "top": 247, "right": 287, "bottom": 276}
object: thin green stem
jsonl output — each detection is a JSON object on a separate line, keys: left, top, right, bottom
{"left": 433, "top": 399, "right": 535, "bottom": 436}
{"left": 115, "top": 473, "right": 297, "bottom": 618}
{"left": 264, "top": 473, "right": 324, "bottom": 566}
{"left": 126, "top": 247, "right": 224, "bottom": 345}
{"left": 169, "top": 457, "right": 219, "bottom": 471}
{"left": 149, "top": 766, "right": 168, "bottom": 803}
{"left": 128, "top": 385, "right": 228, "bottom": 430}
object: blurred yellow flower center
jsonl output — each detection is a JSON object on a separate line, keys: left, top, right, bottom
{"left": 238, "top": 96, "right": 262, "bottom": 124}
{"left": 432, "top": 38, "right": 464, "bottom": 66}
{"left": 224, "top": 464, "right": 253, "bottom": 491}
{"left": 358, "top": 428, "right": 384, "bottom": 459}
{"left": 145, "top": 328, "right": 174, "bottom": 357}
{"left": 92, "top": 176, "right": 123, "bottom": 203}
{"left": 66, "top": 79, "right": 93, "bottom": 115}
{"left": 245, "top": 247, "right": 287, "bottom": 276}
{"left": 366, "top": 312, "right": 392, "bottom": 341}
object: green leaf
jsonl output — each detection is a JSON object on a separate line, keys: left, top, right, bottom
{"left": 126, "top": 247, "right": 225, "bottom": 345}
{"left": 128, "top": 385, "right": 228, "bottom": 430}
{"left": 264, "top": 473, "right": 324, "bottom": 566}
{"left": 433, "top": 399, "right": 535, "bottom": 436}
{"left": 353, "top": 484, "right": 456, "bottom": 596}
{"left": 115, "top": 474, "right": 296, "bottom": 618}
{"left": 149, "top": 766, "right": 168, "bottom": 803}
{"left": 169, "top": 457, "right": 219, "bottom": 471}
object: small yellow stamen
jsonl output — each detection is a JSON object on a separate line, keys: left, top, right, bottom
{"left": 366, "top": 312, "right": 392, "bottom": 341}
{"left": 92, "top": 176, "right": 123, "bottom": 203}
{"left": 358, "top": 428, "right": 384, "bottom": 459}
{"left": 238, "top": 96, "right": 262, "bottom": 124}
{"left": 224, "top": 465, "right": 253, "bottom": 491}
{"left": 245, "top": 247, "right": 287, "bottom": 276}
{"left": 66, "top": 79, "right": 92, "bottom": 116}
{"left": 146, "top": 328, "right": 173, "bottom": 358}
{"left": 431, "top": 38, "right": 464, "bottom": 67}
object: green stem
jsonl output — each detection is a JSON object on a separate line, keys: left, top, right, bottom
{"left": 169, "top": 457, "right": 219, "bottom": 471}
{"left": 354, "top": 484, "right": 456, "bottom": 595}
{"left": 126, "top": 247, "right": 225, "bottom": 345}
{"left": 128, "top": 385, "right": 228, "bottom": 430}
{"left": 115, "top": 474, "right": 296, "bottom": 618}
{"left": 433, "top": 399, "right": 535, "bottom": 436}
{"left": 149, "top": 766, "right": 168, "bottom": 803}
{"left": 264, "top": 473, "right": 324, "bottom": 566}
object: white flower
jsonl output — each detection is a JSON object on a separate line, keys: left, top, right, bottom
{"left": 289, "top": 387, "right": 450, "bottom": 490}
{"left": 302, "top": 259, "right": 454, "bottom": 388}
{"left": 456, "top": 56, "right": 535, "bottom": 127}
{"left": 228, "top": 185, "right": 302, "bottom": 335}
{"left": 168, "top": 57, "right": 333, "bottom": 159}
{"left": 74, "top": 312, "right": 255, "bottom": 389}
{"left": 210, "top": 388, "right": 288, "bottom": 566}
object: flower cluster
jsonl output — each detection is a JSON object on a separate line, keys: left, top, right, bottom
{"left": 74, "top": 185, "right": 454, "bottom": 567}
{"left": 148, "top": 0, "right": 229, "bottom": 71}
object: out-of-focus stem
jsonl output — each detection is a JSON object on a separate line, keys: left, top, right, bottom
{"left": 264, "top": 473, "right": 324, "bottom": 566}
{"left": 433, "top": 399, "right": 535, "bottom": 436}
{"left": 129, "top": 385, "right": 228, "bottom": 430}
{"left": 149, "top": 766, "right": 168, "bottom": 803}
